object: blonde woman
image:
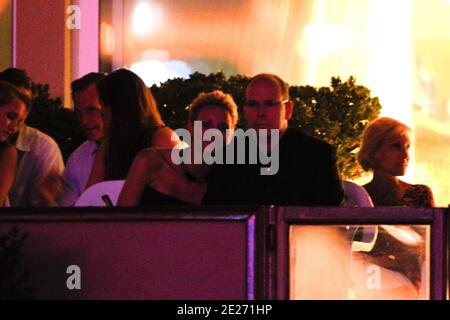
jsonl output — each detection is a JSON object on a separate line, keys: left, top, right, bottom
{"left": 358, "top": 117, "right": 434, "bottom": 207}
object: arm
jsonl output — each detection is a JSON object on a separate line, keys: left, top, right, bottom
{"left": 31, "top": 139, "right": 65, "bottom": 207}
{"left": 117, "top": 148, "right": 159, "bottom": 206}
{"left": 85, "top": 142, "right": 106, "bottom": 189}
{"left": 151, "top": 126, "right": 181, "bottom": 149}
{"left": 58, "top": 158, "right": 82, "bottom": 206}
{"left": 0, "top": 145, "right": 17, "bottom": 207}
{"left": 58, "top": 144, "right": 92, "bottom": 206}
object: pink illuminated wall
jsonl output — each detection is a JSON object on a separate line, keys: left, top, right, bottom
{"left": 71, "top": 0, "right": 99, "bottom": 81}
{"left": 13, "top": 0, "right": 99, "bottom": 103}
{"left": 2, "top": 219, "right": 249, "bottom": 299}
{"left": 13, "top": 0, "right": 67, "bottom": 100}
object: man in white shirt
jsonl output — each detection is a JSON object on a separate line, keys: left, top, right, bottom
{"left": 0, "top": 68, "right": 65, "bottom": 206}
{"left": 58, "top": 72, "right": 106, "bottom": 206}
{"left": 11, "top": 124, "right": 64, "bottom": 206}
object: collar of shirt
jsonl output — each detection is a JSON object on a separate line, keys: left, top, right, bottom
{"left": 15, "top": 124, "right": 33, "bottom": 152}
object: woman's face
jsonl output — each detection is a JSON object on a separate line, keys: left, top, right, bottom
{"left": 0, "top": 97, "right": 27, "bottom": 143}
{"left": 189, "top": 105, "right": 234, "bottom": 151}
{"left": 374, "top": 131, "right": 410, "bottom": 176}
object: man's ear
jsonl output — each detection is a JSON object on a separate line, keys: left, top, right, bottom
{"left": 284, "top": 100, "right": 294, "bottom": 120}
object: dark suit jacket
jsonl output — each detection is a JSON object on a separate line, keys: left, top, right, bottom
{"left": 204, "top": 128, "right": 344, "bottom": 206}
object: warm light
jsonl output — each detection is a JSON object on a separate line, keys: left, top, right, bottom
{"left": 130, "top": 59, "right": 191, "bottom": 86}
{"left": 380, "top": 225, "right": 422, "bottom": 246}
{"left": 367, "top": 0, "right": 413, "bottom": 126}
{"left": 132, "top": 1, "right": 163, "bottom": 36}
{"left": 0, "top": 0, "right": 8, "bottom": 13}
{"left": 100, "top": 22, "right": 115, "bottom": 56}
{"left": 299, "top": 24, "right": 351, "bottom": 58}
{"left": 366, "top": 0, "right": 416, "bottom": 182}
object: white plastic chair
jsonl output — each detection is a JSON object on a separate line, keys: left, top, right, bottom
{"left": 342, "top": 180, "right": 374, "bottom": 207}
{"left": 74, "top": 180, "right": 125, "bottom": 207}
{"left": 341, "top": 181, "right": 377, "bottom": 252}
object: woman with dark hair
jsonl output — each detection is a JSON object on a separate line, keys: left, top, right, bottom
{"left": 85, "top": 69, "right": 178, "bottom": 187}
{"left": 0, "top": 81, "right": 29, "bottom": 206}
{"left": 117, "top": 90, "right": 238, "bottom": 205}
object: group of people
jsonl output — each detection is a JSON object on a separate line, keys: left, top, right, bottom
{"left": 0, "top": 67, "right": 435, "bottom": 208}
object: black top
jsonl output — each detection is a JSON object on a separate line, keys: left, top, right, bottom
{"left": 139, "top": 186, "right": 190, "bottom": 205}
{"left": 203, "top": 128, "right": 344, "bottom": 206}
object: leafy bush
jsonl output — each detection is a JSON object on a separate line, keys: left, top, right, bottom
{"left": 290, "top": 77, "right": 382, "bottom": 179}
{"left": 152, "top": 73, "right": 381, "bottom": 179}
{"left": 0, "top": 226, "right": 35, "bottom": 299}
{"left": 26, "top": 83, "right": 85, "bottom": 161}
{"left": 30, "top": 72, "right": 381, "bottom": 179}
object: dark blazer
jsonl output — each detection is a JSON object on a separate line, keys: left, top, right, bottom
{"left": 204, "top": 128, "right": 344, "bottom": 206}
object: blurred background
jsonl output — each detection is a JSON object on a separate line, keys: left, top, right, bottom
{"left": 99, "top": 0, "right": 450, "bottom": 206}
{"left": 1, "top": 0, "right": 449, "bottom": 206}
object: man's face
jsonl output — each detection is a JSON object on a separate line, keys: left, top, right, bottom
{"left": 73, "top": 84, "right": 104, "bottom": 142}
{"left": 244, "top": 78, "right": 293, "bottom": 136}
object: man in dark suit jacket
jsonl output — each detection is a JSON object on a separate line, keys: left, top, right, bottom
{"left": 204, "top": 73, "right": 344, "bottom": 206}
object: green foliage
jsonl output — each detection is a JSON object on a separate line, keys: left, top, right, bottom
{"left": 152, "top": 73, "right": 381, "bottom": 179}
{"left": 290, "top": 76, "right": 382, "bottom": 179}
{"left": 31, "top": 72, "right": 380, "bottom": 179}
{"left": 26, "top": 83, "right": 85, "bottom": 161}
{"left": 151, "top": 72, "right": 249, "bottom": 129}
{"left": 0, "top": 226, "right": 35, "bottom": 299}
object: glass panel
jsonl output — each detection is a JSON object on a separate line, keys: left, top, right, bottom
{"left": 100, "top": 0, "right": 450, "bottom": 206}
{"left": 0, "top": 0, "right": 12, "bottom": 69}
{"left": 289, "top": 225, "right": 430, "bottom": 300}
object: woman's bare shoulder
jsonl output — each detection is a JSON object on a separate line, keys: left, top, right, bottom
{"left": 152, "top": 126, "right": 180, "bottom": 148}
{"left": 134, "top": 147, "right": 176, "bottom": 171}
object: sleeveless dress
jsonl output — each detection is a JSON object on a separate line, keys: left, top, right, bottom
{"left": 139, "top": 186, "right": 190, "bottom": 205}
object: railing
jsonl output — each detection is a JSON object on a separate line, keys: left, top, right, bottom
{"left": 0, "top": 206, "right": 448, "bottom": 300}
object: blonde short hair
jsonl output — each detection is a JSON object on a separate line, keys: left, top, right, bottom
{"left": 358, "top": 117, "right": 410, "bottom": 171}
{"left": 188, "top": 90, "right": 239, "bottom": 128}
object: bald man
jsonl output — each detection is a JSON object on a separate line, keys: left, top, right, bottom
{"left": 204, "top": 73, "right": 344, "bottom": 206}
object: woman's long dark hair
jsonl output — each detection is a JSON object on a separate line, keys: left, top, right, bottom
{"left": 97, "top": 69, "right": 165, "bottom": 180}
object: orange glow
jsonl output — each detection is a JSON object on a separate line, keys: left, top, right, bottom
{"left": 0, "top": 0, "right": 8, "bottom": 13}
{"left": 100, "top": 22, "right": 115, "bottom": 56}
{"left": 131, "top": 1, "right": 163, "bottom": 36}
{"left": 290, "top": 225, "right": 428, "bottom": 299}
{"left": 106, "top": 0, "right": 450, "bottom": 206}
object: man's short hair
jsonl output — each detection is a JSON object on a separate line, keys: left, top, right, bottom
{"left": 358, "top": 117, "right": 410, "bottom": 171}
{"left": 188, "top": 90, "right": 239, "bottom": 128}
{"left": 0, "top": 68, "right": 32, "bottom": 91}
{"left": 71, "top": 72, "right": 106, "bottom": 98}
{"left": 247, "top": 73, "right": 290, "bottom": 100}
{"left": 0, "top": 80, "right": 32, "bottom": 111}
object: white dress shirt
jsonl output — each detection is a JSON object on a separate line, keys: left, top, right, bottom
{"left": 9, "top": 125, "right": 65, "bottom": 206}
{"left": 59, "top": 140, "right": 98, "bottom": 206}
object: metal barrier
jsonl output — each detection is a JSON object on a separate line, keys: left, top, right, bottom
{"left": 0, "top": 206, "right": 447, "bottom": 300}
